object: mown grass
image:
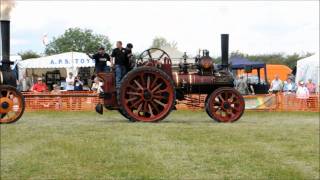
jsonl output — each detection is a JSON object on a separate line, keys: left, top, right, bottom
{"left": 0, "top": 111, "right": 319, "bottom": 180}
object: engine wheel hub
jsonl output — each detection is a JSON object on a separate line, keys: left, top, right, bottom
{"left": 143, "top": 90, "right": 152, "bottom": 101}
{"left": 223, "top": 102, "right": 231, "bottom": 109}
{"left": 0, "top": 97, "right": 13, "bottom": 113}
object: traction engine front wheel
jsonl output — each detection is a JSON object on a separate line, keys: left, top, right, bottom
{"left": 0, "top": 85, "right": 25, "bottom": 124}
{"left": 118, "top": 67, "right": 175, "bottom": 122}
{"left": 205, "top": 87, "right": 245, "bottom": 123}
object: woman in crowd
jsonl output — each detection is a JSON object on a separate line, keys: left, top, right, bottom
{"left": 306, "top": 79, "right": 316, "bottom": 94}
{"left": 283, "top": 78, "right": 297, "bottom": 94}
{"left": 74, "top": 76, "right": 84, "bottom": 91}
{"left": 296, "top": 81, "right": 310, "bottom": 110}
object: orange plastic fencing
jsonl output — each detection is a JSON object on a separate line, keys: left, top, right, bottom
{"left": 22, "top": 92, "right": 319, "bottom": 112}
{"left": 23, "top": 91, "right": 101, "bottom": 112}
{"left": 278, "top": 93, "right": 319, "bottom": 112}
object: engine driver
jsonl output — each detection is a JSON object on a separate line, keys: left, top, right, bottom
{"left": 111, "top": 41, "right": 129, "bottom": 89}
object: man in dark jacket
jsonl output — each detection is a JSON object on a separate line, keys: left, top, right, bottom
{"left": 87, "top": 47, "right": 111, "bottom": 73}
{"left": 125, "top": 43, "right": 134, "bottom": 72}
{"left": 111, "top": 41, "right": 129, "bottom": 88}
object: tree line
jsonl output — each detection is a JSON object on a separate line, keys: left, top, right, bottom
{"left": 18, "top": 27, "right": 313, "bottom": 69}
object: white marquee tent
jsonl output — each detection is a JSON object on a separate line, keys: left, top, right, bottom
{"left": 17, "top": 52, "right": 105, "bottom": 79}
{"left": 295, "top": 53, "right": 319, "bottom": 92}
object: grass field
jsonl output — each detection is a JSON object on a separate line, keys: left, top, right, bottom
{"left": 0, "top": 111, "right": 319, "bottom": 180}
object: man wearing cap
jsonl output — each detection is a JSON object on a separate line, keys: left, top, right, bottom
{"left": 31, "top": 78, "right": 48, "bottom": 93}
{"left": 87, "top": 47, "right": 111, "bottom": 73}
{"left": 111, "top": 41, "right": 129, "bottom": 88}
{"left": 125, "top": 43, "right": 134, "bottom": 72}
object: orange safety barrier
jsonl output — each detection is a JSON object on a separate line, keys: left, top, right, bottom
{"left": 176, "top": 93, "right": 319, "bottom": 112}
{"left": 22, "top": 91, "right": 101, "bottom": 112}
{"left": 22, "top": 92, "right": 319, "bottom": 112}
{"left": 278, "top": 93, "right": 319, "bottom": 112}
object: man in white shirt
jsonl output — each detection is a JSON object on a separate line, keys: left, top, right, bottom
{"left": 66, "top": 72, "right": 75, "bottom": 91}
{"left": 269, "top": 74, "right": 283, "bottom": 93}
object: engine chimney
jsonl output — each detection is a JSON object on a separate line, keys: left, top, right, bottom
{"left": 0, "top": 20, "right": 16, "bottom": 87}
{"left": 221, "top": 34, "right": 229, "bottom": 69}
{"left": 1, "top": 20, "right": 11, "bottom": 70}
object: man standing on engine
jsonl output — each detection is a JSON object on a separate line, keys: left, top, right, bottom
{"left": 87, "top": 47, "right": 111, "bottom": 73}
{"left": 111, "top": 41, "right": 129, "bottom": 88}
{"left": 125, "top": 43, "right": 134, "bottom": 72}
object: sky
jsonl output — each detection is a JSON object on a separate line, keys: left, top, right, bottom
{"left": 5, "top": 0, "right": 320, "bottom": 57}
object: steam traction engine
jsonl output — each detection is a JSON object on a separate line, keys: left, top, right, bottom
{"left": 96, "top": 34, "right": 245, "bottom": 122}
{"left": 0, "top": 20, "right": 25, "bottom": 124}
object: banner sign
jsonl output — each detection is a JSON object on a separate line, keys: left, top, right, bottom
{"left": 244, "top": 94, "right": 276, "bottom": 110}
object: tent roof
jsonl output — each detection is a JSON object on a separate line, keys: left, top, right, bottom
{"left": 18, "top": 52, "right": 97, "bottom": 69}
{"left": 295, "top": 53, "right": 319, "bottom": 88}
{"left": 230, "top": 56, "right": 266, "bottom": 69}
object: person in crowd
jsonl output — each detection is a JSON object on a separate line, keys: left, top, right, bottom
{"left": 66, "top": 72, "right": 75, "bottom": 91}
{"left": 91, "top": 77, "right": 104, "bottom": 93}
{"left": 287, "top": 73, "right": 295, "bottom": 83}
{"left": 306, "top": 79, "right": 316, "bottom": 93}
{"left": 283, "top": 78, "right": 297, "bottom": 94}
{"left": 51, "top": 84, "right": 62, "bottom": 110}
{"left": 269, "top": 74, "right": 283, "bottom": 94}
{"left": 18, "top": 74, "right": 32, "bottom": 92}
{"left": 51, "top": 84, "right": 61, "bottom": 95}
{"left": 235, "top": 76, "right": 249, "bottom": 95}
{"left": 31, "top": 77, "right": 48, "bottom": 93}
{"left": 87, "top": 47, "right": 111, "bottom": 73}
{"left": 125, "top": 43, "right": 134, "bottom": 72}
{"left": 74, "top": 76, "right": 84, "bottom": 91}
{"left": 111, "top": 41, "right": 129, "bottom": 88}
{"left": 296, "top": 81, "right": 310, "bottom": 110}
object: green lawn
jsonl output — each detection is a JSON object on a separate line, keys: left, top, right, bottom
{"left": 0, "top": 111, "right": 319, "bottom": 180}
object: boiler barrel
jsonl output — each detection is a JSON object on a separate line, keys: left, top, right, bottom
{"left": 173, "top": 72, "right": 215, "bottom": 86}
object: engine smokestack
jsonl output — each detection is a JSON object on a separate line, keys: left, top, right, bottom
{"left": 0, "top": 0, "right": 17, "bottom": 86}
{"left": 221, "top": 34, "right": 229, "bottom": 69}
{"left": 1, "top": 20, "right": 10, "bottom": 68}
{"left": 1, "top": 0, "right": 15, "bottom": 69}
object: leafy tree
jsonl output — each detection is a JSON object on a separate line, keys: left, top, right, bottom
{"left": 45, "top": 28, "right": 112, "bottom": 55}
{"left": 18, "top": 50, "right": 40, "bottom": 60}
{"left": 151, "top": 37, "right": 178, "bottom": 49}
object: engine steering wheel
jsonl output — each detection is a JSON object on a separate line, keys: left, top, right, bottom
{"left": 136, "top": 48, "right": 172, "bottom": 67}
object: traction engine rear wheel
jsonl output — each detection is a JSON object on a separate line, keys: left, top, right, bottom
{"left": 118, "top": 67, "right": 175, "bottom": 122}
{"left": 205, "top": 87, "right": 245, "bottom": 123}
{"left": 0, "top": 85, "right": 25, "bottom": 124}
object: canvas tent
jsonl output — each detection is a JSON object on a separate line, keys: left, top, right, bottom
{"left": 230, "top": 56, "right": 266, "bottom": 69}
{"left": 295, "top": 53, "right": 319, "bottom": 92}
{"left": 17, "top": 52, "right": 103, "bottom": 79}
{"left": 230, "top": 56, "right": 267, "bottom": 83}
{"left": 230, "top": 56, "right": 269, "bottom": 94}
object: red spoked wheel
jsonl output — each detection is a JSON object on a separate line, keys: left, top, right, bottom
{"left": 205, "top": 87, "right": 245, "bottom": 123}
{"left": 0, "top": 85, "right": 25, "bottom": 124}
{"left": 118, "top": 67, "right": 175, "bottom": 122}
